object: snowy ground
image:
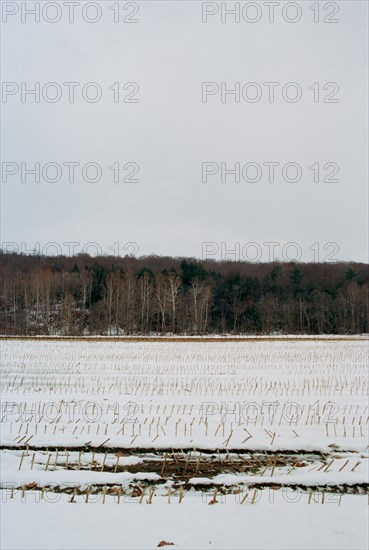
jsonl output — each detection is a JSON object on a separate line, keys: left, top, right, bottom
{"left": 1, "top": 491, "right": 368, "bottom": 550}
{"left": 1, "top": 338, "right": 368, "bottom": 549}
{"left": 1, "top": 338, "right": 368, "bottom": 451}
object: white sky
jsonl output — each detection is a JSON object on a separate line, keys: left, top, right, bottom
{"left": 1, "top": 1, "right": 368, "bottom": 262}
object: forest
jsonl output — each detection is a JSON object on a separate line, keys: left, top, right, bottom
{"left": 0, "top": 251, "right": 368, "bottom": 335}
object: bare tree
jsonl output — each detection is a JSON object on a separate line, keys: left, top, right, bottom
{"left": 167, "top": 272, "right": 181, "bottom": 334}
{"left": 155, "top": 273, "right": 168, "bottom": 334}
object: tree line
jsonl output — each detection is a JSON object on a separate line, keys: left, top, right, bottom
{"left": 0, "top": 251, "right": 368, "bottom": 335}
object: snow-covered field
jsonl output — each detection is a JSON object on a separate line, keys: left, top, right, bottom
{"left": 1, "top": 338, "right": 368, "bottom": 549}
{"left": 2, "top": 491, "right": 368, "bottom": 550}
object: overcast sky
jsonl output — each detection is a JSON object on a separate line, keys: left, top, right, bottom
{"left": 1, "top": 1, "right": 368, "bottom": 262}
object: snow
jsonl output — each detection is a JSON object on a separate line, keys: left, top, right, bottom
{"left": 1, "top": 338, "right": 368, "bottom": 452}
{"left": 1, "top": 490, "right": 368, "bottom": 550}
{"left": 1, "top": 338, "right": 368, "bottom": 549}
{"left": 1, "top": 450, "right": 161, "bottom": 488}
{"left": 2, "top": 449, "right": 367, "bottom": 490}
